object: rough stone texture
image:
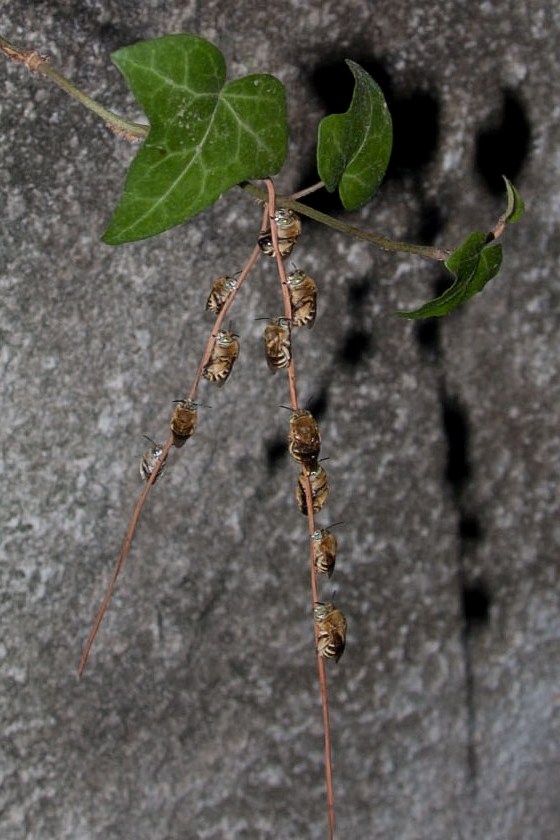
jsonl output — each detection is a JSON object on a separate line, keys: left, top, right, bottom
{"left": 1, "top": 1, "right": 558, "bottom": 839}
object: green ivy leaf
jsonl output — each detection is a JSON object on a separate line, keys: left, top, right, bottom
{"left": 397, "top": 232, "right": 503, "bottom": 319}
{"left": 502, "top": 175, "right": 525, "bottom": 223}
{"left": 316, "top": 61, "right": 392, "bottom": 211}
{"left": 102, "top": 34, "right": 287, "bottom": 245}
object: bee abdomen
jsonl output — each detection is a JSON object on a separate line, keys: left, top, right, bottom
{"left": 311, "top": 528, "right": 337, "bottom": 577}
{"left": 287, "top": 269, "right": 318, "bottom": 329}
{"left": 170, "top": 399, "right": 198, "bottom": 446}
{"left": 313, "top": 601, "right": 347, "bottom": 662}
{"left": 264, "top": 317, "right": 292, "bottom": 372}
{"left": 288, "top": 409, "right": 321, "bottom": 469}
{"left": 296, "top": 465, "right": 329, "bottom": 514}
{"left": 202, "top": 330, "right": 240, "bottom": 387}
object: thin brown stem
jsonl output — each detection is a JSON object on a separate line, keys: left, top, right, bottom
{"left": 288, "top": 181, "right": 326, "bottom": 201}
{"left": 78, "top": 437, "right": 172, "bottom": 676}
{"left": 188, "top": 239, "right": 265, "bottom": 401}
{"left": 0, "top": 33, "right": 147, "bottom": 141}
{"left": 489, "top": 205, "right": 513, "bottom": 242}
{"left": 303, "top": 474, "right": 335, "bottom": 840}
{"left": 264, "top": 178, "right": 335, "bottom": 840}
{"left": 79, "top": 216, "right": 265, "bottom": 677}
{"left": 265, "top": 181, "right": 298, "bottom": 410}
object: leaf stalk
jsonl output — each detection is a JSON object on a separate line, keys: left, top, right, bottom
{"left": 0, "top": 34, "right": 147, "bottom": 140}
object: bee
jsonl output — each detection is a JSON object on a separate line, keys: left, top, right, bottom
{"left": 313, "top": 601, "right": 347, "bottom": 662}
{"left": 275, "top": 208, "right": 302, "bottom": 240}
{"left": 205, "top": 274, "right": 238, "bottom": 315}
{"left": 258, "top": 209, "right": 302, "bottom": 257}
{"left": 288, "top": 409, "right": 321, "bottom": 469}
{"left": 264, "top": 317, "right": 292, "bottom": 372}
{"left": 296, "top": 464, "right": 329, "bottom": 514}
{"left": 202, "top": 329, "right": 240, "bottom": 386}
{"left": 311, "top": 528, "right": 338, "bottom": 578}
{"left": 170, "top": 398, "right": 198, "bottom": 447}
{"left": 286, "top": 268, "right": 318, "bottom": 329}
{"left": 140, "top": 437, "right": 167, "bottom": 484}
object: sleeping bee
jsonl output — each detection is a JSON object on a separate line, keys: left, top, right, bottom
{"left": 311, "top": 528, "right": 338, "bottom": 578}
{"left": 140, "top": 437, "right": 167, "bottom": 484}
{"left": 205, "top": 274, "right": 238, "bottom": 315}
{"left": 313, "top": 601, "right": 347, "bottom": 662}
{"left": 286, "top": 269, "right": 318, "bottom": 329}
{"left": 264, "top": 317, "right": 292, "bottom": 372}
{"left": 170, "top": 398, "right": 198, "bottom": 447}
{"left": 258, "top": 209, "right": 302, "bottom": 257}
{"left": 202, "top": 329, "right": 240, "bottom": 386}
{"left": 296, "top": 464, "right": 329, "bottom": 514}
{"left": 288, "top": 409, "right": 321, "bottom": 469}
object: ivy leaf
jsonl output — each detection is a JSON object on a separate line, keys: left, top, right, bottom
{"left": 102, "top": 34, "right": 287, "bottom": 245}
{"left": 502, "top": 175, "right": 525, "bottom": 223}
{"left": 397, "top": 232, "right": 503, "bottom": 319}
{"left": 397, "top": 178, "right": 523, "bottom": 319}
{"left": 316, "top": 60, "right": 392, "bottom": 211}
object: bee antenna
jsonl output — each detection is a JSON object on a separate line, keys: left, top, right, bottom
{"left": 325, "top": 520, "right": 344, "bottom": 530}
{"left": 142, "top": 434, "right": 157, "bottom": 446}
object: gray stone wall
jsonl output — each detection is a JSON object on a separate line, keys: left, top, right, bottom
{"left": 1, "top": 1, "right": 558, "bottom": 838}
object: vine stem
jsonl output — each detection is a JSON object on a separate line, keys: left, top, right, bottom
{"left": 0, "top": 33, "right": 147, "bottom": 140}
{"left": 264, "top": 179, "right": 336, "bottom": 840}
{"left": 78, "top": 218, "right": 266, "bottom": 677}
{"left": 241, "top": 181, "right": 451, "bottom": 261}
{"left": 78, "top": 439, "right": 171, "bottom": 676}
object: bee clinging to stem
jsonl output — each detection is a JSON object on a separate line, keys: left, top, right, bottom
{"left": 170, "top": 398, "right": 198, "bottom": 446}
{"left": 263, "top": 317, "right": 292, "bottom": 372}
{"left": 296, "top": 463, "right": 329, "bottom": 514}
{"left": 140, "top": 436, "right": 167, "bottom": 484}
{"left": 258, "top": 208, "right": 302, "bottom": 257}
{"left": 287, "top": 408, "right": 321, "bottom": 469}
{"left": 286, "top": 268, "right": 318, "bottom": 329}
{"left": 205, "top": 274, "right": 239, "bottom": 315}
{"left": 202, "top": 329, "right": 240, "bottom": 386}
{"left": 311, "top": 527, "right": 338, "bottom": 578}
{"left": 313, "top": 601, "right": 347, "bottom": 662}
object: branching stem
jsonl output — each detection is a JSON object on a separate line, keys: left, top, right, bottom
{"left": 78, "top": 214, "right": 266, "bottom": 677}
{"left": 242, "top": 181, "right": 451, "bottom": 261}
{"left": 78, "top": 437, "right": 171, "bottom": 676}
{"left": 188, "top": 238, "right": 265, "bottom": 401}
{"left": 265, "top": 179, "right": 336, "bottom": 840}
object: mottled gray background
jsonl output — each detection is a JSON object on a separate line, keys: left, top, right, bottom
{"left": 1, "top": 1, "right": 558, "bottom": 839}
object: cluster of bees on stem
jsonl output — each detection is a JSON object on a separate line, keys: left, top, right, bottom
{"left": 140, "top": 208, "right": 346, "bottom": 662}
{"left": 288, "top": 406, "right": 347, "bottom": 662}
